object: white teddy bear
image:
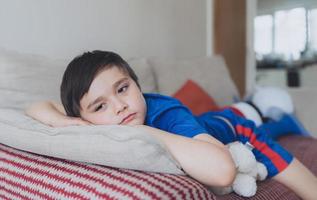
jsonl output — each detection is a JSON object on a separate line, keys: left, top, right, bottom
{"left": 209, "top": 142, "right": 268, "bottom": 197}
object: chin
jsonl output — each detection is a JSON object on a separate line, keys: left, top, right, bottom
{"left": 128, "top": 118, "right": 144, "bottom": 126}
{"left": 128, "top": 121, "right": 142, "bottom": 126}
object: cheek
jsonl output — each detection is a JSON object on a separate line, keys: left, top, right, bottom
{"left": 131, "top": 86, "right": 144, "bottom": 104}
{"left": 138, "top": 97, "right": 146, "bottom": 111}
{"left": 132, "top": 92, "right": 146, "bottom": 113}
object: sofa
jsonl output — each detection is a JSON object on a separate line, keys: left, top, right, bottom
{"left": 0, "top": 48, "right": 316, "bottom": 199}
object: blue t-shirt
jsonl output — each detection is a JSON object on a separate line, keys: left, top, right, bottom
{"left": 144, "top": 93, "right": 294, "bottom": 178}
{"left": 144, "top": 93, "right": 235, "bottom": 143}
{"left": 144, "top": 93, "right": 207, "bottom": 138}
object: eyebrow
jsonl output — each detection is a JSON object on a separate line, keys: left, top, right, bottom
{"left": 86, "top": 77, "right": 129, "bottom": 110}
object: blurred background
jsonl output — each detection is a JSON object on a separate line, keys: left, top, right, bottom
{"left": 255, "top": 0, "right": 317, "bottom": 89}
{"left": 0, "top": 0, "right": 316, "bottom": 96}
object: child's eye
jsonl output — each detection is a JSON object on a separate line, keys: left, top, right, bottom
{"left": 118, "top": 84, "right": 129, "bottom": 93}
{"left": 95, "top": 103, "right": 107, "bottom": 112}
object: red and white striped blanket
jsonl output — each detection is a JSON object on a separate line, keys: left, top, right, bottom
{"left": 0, "top": 143, "right": 215, "bottom": 200}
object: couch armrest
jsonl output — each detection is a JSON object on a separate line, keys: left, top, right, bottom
{"left": 287, "top": 87, "right": 317, "bottom": 137}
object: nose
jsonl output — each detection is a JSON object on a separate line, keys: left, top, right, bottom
{"left": 112, "top": 97, "right": 128, "bottom": 114}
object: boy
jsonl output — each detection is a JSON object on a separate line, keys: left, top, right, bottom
{"left": 26, "top": 50, "right": 317, "bottom": 199}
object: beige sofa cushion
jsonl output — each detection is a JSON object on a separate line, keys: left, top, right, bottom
{"left": 149, "top": 56, "right": 239, "bottom": 106}
{"left": 128, "top": 58, "right": 158, "bottom": 93}
{"left": 0, "top": 49, "right": 157, "bottom": 110}
{"left": 0, "top": 48, "right": 67, "bottom": 109}
{"left": 0, "top": 108, "right": 184, "bottom": 174}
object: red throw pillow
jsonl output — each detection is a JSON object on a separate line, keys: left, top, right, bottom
{"left": 173, "top": 79, "right": 219, "bottom": 115}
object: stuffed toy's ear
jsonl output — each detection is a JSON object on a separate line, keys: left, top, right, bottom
{"left": 248, "top": 161, "right": 268, "bottom": 180}
{"left": 256, "top": 162, "right": 268, "bottom": 181}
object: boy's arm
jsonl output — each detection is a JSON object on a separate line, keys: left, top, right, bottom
{"left": 193, "top": 131, "right": 317, "bottom": 200}
{"left": 193, "top": 133, "right": 226, "bottom": 147}
{"left": 25, "top": 101, "right": 90, "bottom": 127}
{"left": 273, "top": 158, "right": 317, "bottom": 200}
{"left": 135, "top": 125, "right": 236, "bottom": 187}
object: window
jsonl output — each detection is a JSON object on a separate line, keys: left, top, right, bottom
{"left": 274, "top": 8, "right": 306, "bottom": 60}
{"left": 254, "top": 15, "right": 273, "bottom": 58}
{"left": 309, "top": 9, "right": 317, "bottom": 51}
{"left": 254, "top": 7, "right": 317, "bottom": 61}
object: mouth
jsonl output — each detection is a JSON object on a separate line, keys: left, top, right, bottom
{"left": 120, "top": 113, "right": 137, "bottom": 125}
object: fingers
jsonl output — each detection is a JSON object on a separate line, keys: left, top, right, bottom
{"left": 50, "top": 117, "right": 92, "bottom": 127}
{"left": 69, "top": 118, "right": 92, "bottom": 126}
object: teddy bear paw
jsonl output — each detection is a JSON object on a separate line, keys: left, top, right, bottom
{"left": 232, "top": 173, "right": 257, "bottom": 197}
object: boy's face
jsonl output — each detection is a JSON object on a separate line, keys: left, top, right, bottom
{"left": 80, "top": 66, "right": 146, "bottom": 125}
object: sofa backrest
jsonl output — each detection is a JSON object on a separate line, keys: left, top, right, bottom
{"left": 127, "top": 58, "right": 158, "bottom": 93}
{"left": 147, "top": 56, "right": 239, "bottom": 106}
{"left": 0, "top": 48, "right": 239, "bottom": 109}
{"left": 0, "top": 48, "right": 67, "bottom": 109}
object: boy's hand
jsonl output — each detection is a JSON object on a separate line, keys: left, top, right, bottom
{"left": 25, "top": 101, "right": 92, "bottom": 127}
{"left": 50, "top": 116, "right": 92, "bottom": 127}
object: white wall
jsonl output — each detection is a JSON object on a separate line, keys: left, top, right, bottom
{"left": 246, "top": 0, "right": 257, "bottom": 93}
{"left": 0, "top": 0, "right": 210, "bottom": 60}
